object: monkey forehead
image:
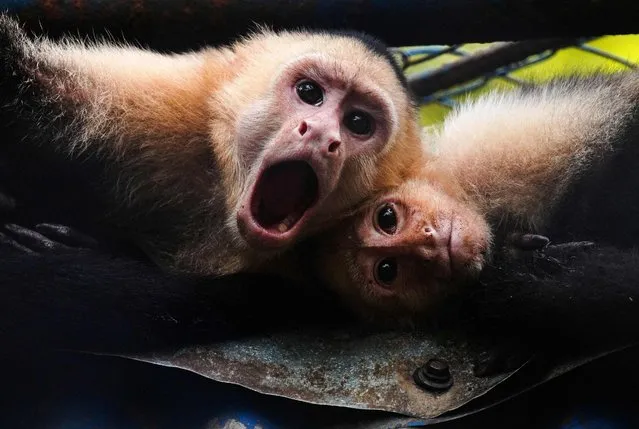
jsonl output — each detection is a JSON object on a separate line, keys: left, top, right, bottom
{"left": 239, "top": 31, "right": 410, "bottom": 105}
{"left": 373, "top": 179, "right": 443, "bottom": 204}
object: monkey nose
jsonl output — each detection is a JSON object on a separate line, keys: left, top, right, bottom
{"left": 296, "top": 118, "right": 342, "bottom": 157}
{"left": 323, "top": 139, "right": 341, "bottom": 157}
{"left": 424, "top": 223, "right": 451, "bottom": 247}
{"left": 420, "top": 225, "right": 438, "bottom": 245}
{"left": 298, "top": 121, "right": 309, "bottom": 136}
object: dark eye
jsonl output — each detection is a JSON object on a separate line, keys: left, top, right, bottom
{"left": 344, "top": 110, "right": 374, "bottom": 136}
{"left": 375, "top": 257, "right": 398, "bottom": 286}
{"left": 376, "top": 203, "right": 397, "bottom": 234}
{"left": 296, "top": 80, "right": 323, "bottom": 106}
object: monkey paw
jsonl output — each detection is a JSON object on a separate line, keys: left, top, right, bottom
{"left": 507, "top": 232, "right": 595, "bottom": 255}
{"left": 542, "top": 240, "right": 596, "bottom": 261}
{"left": 494, "top": 232, "right": 596, "bottom": 276}
{"left": 0, "top": 223, "right": 98, "bottom": 255}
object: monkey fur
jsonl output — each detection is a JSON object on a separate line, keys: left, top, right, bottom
{"left": 0, "top": 221, "right": 351, "bottom": 354}
{"left": 469, "top": 240, "right": 639, "bottom": 348}
{"left": 0, "top": 13, "right": 423, "bottom": 277}
{"left": 4, "top": 217, "right": 638, "bottom": 357}
{"left": 311, "top": 70, "right": 639, "bottom": 343}
{"left": 5, "top": 12, "right": 638, "bottom": 356}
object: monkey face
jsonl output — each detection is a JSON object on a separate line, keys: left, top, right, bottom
{"left": 235, "top": 53, "right": 405, "bottom": 250}
{"left": 317, "top": 179, "right": 491, "bottom": 320}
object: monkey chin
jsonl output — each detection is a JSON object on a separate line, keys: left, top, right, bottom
{"left": 237, "top": 159, "right": 323, "bottom": 250}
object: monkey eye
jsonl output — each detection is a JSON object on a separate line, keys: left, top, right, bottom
{"left": 375, "top": 203, "right": 397, "bottom": 234}
{"left": 375, "top": 257, "right": 398, "bottom": 286}
{"left": 344, "top": 110, "right": 374, "bottom": 136}
{"left": 296, "top": 80, "right": 324, "bottom": 106}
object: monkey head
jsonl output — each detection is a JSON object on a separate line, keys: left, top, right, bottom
{"left": 313, "top": 174, "right": 492, "bottom": 322}
{"left": 214, "top": 31, "right": 422, "bottom": 252}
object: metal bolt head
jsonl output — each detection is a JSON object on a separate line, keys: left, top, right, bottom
{"left": 413, "top": 358, "right": 453, "bottom": 392}
{"left": 425, "top": 358, "right": 450, "bottom": 378}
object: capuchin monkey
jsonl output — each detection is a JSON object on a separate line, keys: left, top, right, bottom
{"left": 0, "top": 13, "right": 423, "bottom": 276}
{"left": 311, "top": 70, "right": 639, "bottom": 342}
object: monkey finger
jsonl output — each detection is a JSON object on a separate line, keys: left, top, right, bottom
{"left": 531, "top": 253, "right": 563, "bottom": 275}
{"left": 3, "top": 223, "right": 70, "bottom": 253}
{"left": 0, "top": 231, "right": 38, "bottom": 255}
{"left": 34, "top": 223, "right": 99, "bottom": 249}
{"left": 508, "top": 233, "right": 550, "bottom": 251}
{"left": 544, "top": 241, "right": 596, "bottom": 258}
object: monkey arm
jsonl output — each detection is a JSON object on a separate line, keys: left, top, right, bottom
{"left": 0, "top": 223, "right": 345, "bottom": 355}
{"left": 467, "top": 242, "right": 639, "bottom": 347}
{"left": 0, "top": 13, "right": 216, "bottom": 154}
{"left": 0, "top": 12, "right": 222, "bottom": 270}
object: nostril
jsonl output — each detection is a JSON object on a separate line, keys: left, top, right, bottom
{"left": 298, "top": 121, "right": 308, "bottom": 136}
{"left": 328, "top": 141, "right": 340, "bottom": 153}
{"left": 424, "top": 226, "right": 433, "bottom": 235}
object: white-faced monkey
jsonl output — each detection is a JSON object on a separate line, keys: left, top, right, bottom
{"left": 0, "top": 13, "right": 424, "bottom": 276}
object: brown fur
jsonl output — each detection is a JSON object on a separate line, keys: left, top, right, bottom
{"left": 1, "top": 14, "right": 423, "bottom": 276}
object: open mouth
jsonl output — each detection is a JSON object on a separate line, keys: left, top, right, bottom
{"left": 250, "top": 160, "right": 319, "bottom": 235}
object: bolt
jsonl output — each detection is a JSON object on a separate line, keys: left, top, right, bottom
{"left": 413, "top": 358, "right": 453, "bottom": 392}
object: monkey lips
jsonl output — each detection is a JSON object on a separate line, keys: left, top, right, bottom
{"left": 241, "top": 160, "right": 320, "bottom": 248}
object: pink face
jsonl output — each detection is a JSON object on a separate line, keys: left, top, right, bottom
{"left": 235, "top": 56, "right": 399, "bottom": 250}
{"left": 318, "top": 180, "right": 492, "bottom": 319}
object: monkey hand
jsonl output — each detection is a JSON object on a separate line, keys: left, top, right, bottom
{"left": 0, "top": 223, "right": 99, "bottom": 256}
{"left": 495, "top": 232, "right": 596, "bottom": 276}
{"left": 506, "top": 232, "right": 596, "bottom": 254}
{"left": 471, "top": 235, "right": 598, "bottom": 377}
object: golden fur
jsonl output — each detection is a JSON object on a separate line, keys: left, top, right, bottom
{"left": 314, "top": 70, "right": 639, "bottom": 322}
{"left": 1, "top": 14, "right": 424, "bottom": 276}
{"left": 431, "top": 74, "right": 638, "bottom": 229}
